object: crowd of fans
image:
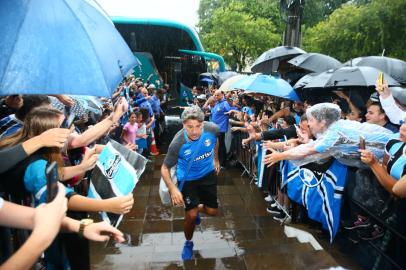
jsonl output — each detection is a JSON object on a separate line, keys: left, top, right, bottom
{"left": 182, "top": 79, "right": 406, "bottom": 267}
{"left": 1, "top": 71, "right": 406, "bottom": 268}
{"left": 0, "top": 75, "right": 172, "bottom": 269}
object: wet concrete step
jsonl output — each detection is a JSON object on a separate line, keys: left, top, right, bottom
{"left": 90, "top": 156, "right": 349, "bottom": 269}
{"left": 91, "top": 234, "right": 331, "bottom": 263}
{"left": 91, "top": 247, "right": 338, "bottom": 270}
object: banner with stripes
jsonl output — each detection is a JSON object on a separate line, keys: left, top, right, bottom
{"left": 282, "top": 159, "right": 347, "bottom": 242}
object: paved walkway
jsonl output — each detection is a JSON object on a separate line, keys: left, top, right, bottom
{"left": 90, "top": 156, "right": 341, "bottom": 269}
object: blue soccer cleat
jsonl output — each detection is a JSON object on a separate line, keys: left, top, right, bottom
{"left": 181, "top": 240, "right": 194, "bottom": 260}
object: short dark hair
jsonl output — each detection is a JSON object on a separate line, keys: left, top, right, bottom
{"left": 369, "top": 102, "right": 385, "bottom": 114}
{"left": 283, "top": 115, "right": 296, "bottom": 126}
{"left": 16, "top": 95, "right": 50, "bottom": 121}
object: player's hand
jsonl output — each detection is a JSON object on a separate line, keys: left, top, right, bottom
{"left": 214, "top": 159, "right": 220, "bottom": 175}
{"left": 169, "top": 187, "right": 184, "bottom": 207}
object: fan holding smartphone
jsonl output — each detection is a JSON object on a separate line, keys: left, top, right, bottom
{"left": 46, "top": 161, "right": 60, "bottom": 202}
{"left": 60, "top": 112, "right": 76, "bottom": 129}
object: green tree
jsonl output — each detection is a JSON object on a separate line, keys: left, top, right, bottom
{"left": 198, "top": 0, "right": 281, "bottom": 71}
{"left": 303, "top": 0, "right": 406, "bottom": 61}
{"left": 302, "top": 0, "right": 352, "bottom": 27}
{"left": 201, "top": 2, "right": 280, "bottom": 71}
{"left": 198, "top": 0, "right": 282, "bottom": 33}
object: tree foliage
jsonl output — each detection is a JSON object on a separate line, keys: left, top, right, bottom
{"left": 302, "top": 0, "right": 352, "bottom": 27}
{"left": 303, "top": 0, "right": 406, "bottom": 61}
{"left": 198, "top": 0, "right": 282, "bottom": 71}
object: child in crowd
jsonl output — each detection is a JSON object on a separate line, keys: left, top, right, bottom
{"left": 135, "top": 111, "right": 148, "bottom": 155}
{"left": 121, "top": 112, "right": 138, "bottom": 147}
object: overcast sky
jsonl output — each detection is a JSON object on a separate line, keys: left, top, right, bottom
{"left": 96, "top": 0, "right": 201, "bottom": 28}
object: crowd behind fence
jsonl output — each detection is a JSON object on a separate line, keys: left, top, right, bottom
{"left": 230, "top": 127, "right": 406, "bottom": 270}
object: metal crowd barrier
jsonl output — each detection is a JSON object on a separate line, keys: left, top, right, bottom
{"left": 230, "top": 130, "right": 406, "bottom": 268}
{"left": 230, "top": 130, "right": 278, "bottom": 195}
{"left": 231, "top": 131, "right": 256, "bottom": 181}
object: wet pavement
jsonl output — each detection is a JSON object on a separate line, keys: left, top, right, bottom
{"left": 90, "top": 156, "right": 343, "bottom": 269}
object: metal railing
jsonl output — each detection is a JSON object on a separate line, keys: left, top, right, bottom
{"left": 230, "top": 130, "right": 406, "bottom": 268}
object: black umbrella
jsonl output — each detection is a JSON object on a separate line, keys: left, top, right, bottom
{"left": 251, "top": 46, "right": 306, "bottom": 74}
{"left": 293, "top": 73, "right": 319, "bottom": 90}
{"left": 288, "top": 53, "right": 341, "bottom": 73}
{"left": 343, "top": 56, "right": 406, "bottom": 84}
{"left": 303, "top": 66, "right": 400, "bottom": 90}
{"left": 324, "top": 66, "right": 400, "bottom": 88}
{"left": 389, "top": 86, "right": 406, "bottom": 105}
{"left": 199, "top": 72, "right": 219, "bottom": 85}
{"left": 303, "top": 70, "right": 335, "bottom": 89}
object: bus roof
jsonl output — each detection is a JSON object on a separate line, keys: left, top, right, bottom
{"left": 111, "top": 17, "right": 204, "bottom": 51}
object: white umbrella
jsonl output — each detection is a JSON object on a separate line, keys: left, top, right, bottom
{"left": 219, "top": 75, "right": 247, "bottom": 92}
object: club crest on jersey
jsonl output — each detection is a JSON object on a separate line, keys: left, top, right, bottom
{"left": 204, "top": 139, "right": 211, "bottom": 147}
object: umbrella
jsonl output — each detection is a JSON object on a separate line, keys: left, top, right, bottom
{"left": 199, "top": 72, "right": 219, "bottom": 85}
{"left": 343, "top": 56, "right": 406, "bottom": 84}
{"left": 218, "top": 71, "right": 238, "bottom": 85}
{"left": 303, "top": 70, "right": 335, "bottom": 89}
{"left": 303, "top": 67, "right": 400, "bottom": 89}
{"left": 251, "top": 46, "right": 306, "bottom": 74}
{"left": 219, "top": 75, "right": 247, "bottom": 92}
{"left": 0, "top": 0, "right": 138, "bottom": 97}
{"left": 324, "top": 66, "right": 400, "bottom": 88}
{"left": 288, "top": 53, "right": 341, "bottom": 73}
{"left": 293, "top": 73, "right": 319, "bottom": 90}
{"left": 200, "top": 78, "right": 214, "bottom": 83}
{"left": 50, "top": 95, "right": 102, "bottom": 118}
{"left": 389, "top": 86, "right": 406, "bottom": 105}
{"left": 231, "top": 74, "right": 300, "bottom": 101}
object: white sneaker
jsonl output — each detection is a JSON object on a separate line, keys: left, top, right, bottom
{"left": 264, "top": 195, "right": 272, "bottom": 202}
{"left": 270, "top": 201, "right": 278, "bottom": 208}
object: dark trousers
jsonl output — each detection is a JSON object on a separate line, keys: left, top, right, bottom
{"left": 218, "top": 132, "right": 227, "bottom": 166}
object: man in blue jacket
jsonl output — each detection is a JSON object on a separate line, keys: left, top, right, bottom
{"left": 211, "top": 90, "right": 233, "bottom": 166}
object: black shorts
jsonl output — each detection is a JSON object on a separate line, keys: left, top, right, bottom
{"left": 181, "top": 171, "right": 218, "bottom": 211}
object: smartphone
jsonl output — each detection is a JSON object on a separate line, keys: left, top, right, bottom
{"left": 46, "top": 161, "right": 59, "bottom": 202}
{"left": 359, "top": 136, "right": 366, "bottom": 150}
{"left": 377, "top": 72, "right": 384, "bottom": 92}
{"left": 378, "top": 72, "right": 384, "bottom": 86}
{"left": 61, "top": 112, "right": 75, "bottom": 129}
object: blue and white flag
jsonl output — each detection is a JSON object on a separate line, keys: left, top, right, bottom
{"left": 283, "top": 159, "right": 347, "bottom": 242}
{"left": 256, "top": 143, "right": 266, "bottom": 188}
{"left": 88, "top": 141, "right": 147, "bottom": 226}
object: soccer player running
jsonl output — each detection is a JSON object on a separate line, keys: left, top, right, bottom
{"left": 161, "top": 106, "right": 220, "bottom": 260}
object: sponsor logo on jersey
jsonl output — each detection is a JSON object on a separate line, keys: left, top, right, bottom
{"left": 184, "top": 149, "right": 192, "bottom": 156}
{"left": 194, "top": 151, "right": 213, "bottom": 161}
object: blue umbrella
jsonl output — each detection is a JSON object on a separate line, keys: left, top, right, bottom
{"left": 231, "top": 74, "right": 300, "bottom": 101}
{"left": 200, "top": 78, "right": 214, "bottom": 83}
{"left": 0, "top": 0, "right": 139, "bottom": 97}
